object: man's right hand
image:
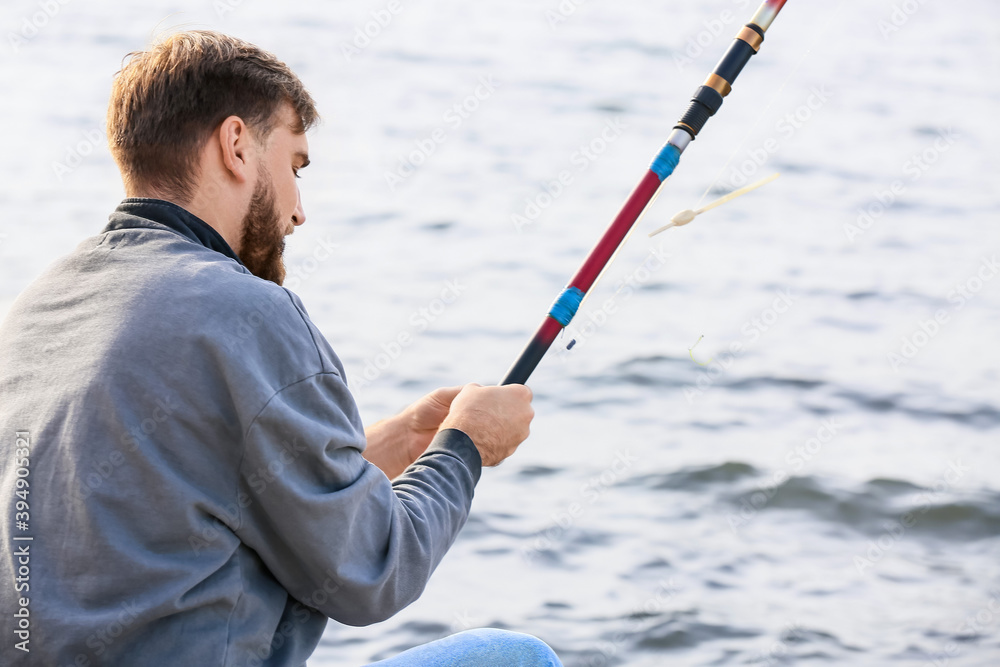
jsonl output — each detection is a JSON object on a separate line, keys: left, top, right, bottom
{"left": 439, "top": 383, "right": 534, "bottom": 467}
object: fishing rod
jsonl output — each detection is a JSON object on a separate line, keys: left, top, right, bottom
{"left": 500, "top": 0, "right": 788, "bottom": 386}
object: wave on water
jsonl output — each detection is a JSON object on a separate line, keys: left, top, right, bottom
{"left": 552, "top": 612, "right": 863, "bottom": 666}
{"left": 579, "top": 355, "right": 1000, "bottom": 429}
{"left": 633, "top": 461, "right": 1000, "bottom": 542}
{"left": 632, "top": 461, "right": 759, "bottom": 489}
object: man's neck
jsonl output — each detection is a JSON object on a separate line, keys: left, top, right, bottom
{"left": 131, "top": 190, "right": 243, "bottom": 255}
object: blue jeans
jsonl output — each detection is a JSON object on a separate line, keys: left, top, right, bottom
{"left": 366, "top": 628, "right": 563, "bottom": 666}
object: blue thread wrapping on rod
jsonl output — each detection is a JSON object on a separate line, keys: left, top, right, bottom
{"left": 548, "top": 287, "right": 585, "bottom": 327}
{"left": 650, "top": 143, "right": 682, "bottom": 181}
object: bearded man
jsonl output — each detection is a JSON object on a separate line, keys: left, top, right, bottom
{"left": 0, "top": 30, "right": 561, "bottom": 667}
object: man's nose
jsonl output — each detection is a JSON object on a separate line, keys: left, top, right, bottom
{"left": 292, "top": 188, "right": 306, "bottom": 227}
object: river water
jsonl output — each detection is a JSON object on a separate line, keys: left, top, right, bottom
{"left": 1, "top": 0, "right": 998, "bottom": 665}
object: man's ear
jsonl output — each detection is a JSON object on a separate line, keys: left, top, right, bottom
{"left": 218, "top": 116, "right": 253, "bottom": 184}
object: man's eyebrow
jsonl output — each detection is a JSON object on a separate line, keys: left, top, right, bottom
{"left": 295, "top": 151, "right": 310, "bottom": 168}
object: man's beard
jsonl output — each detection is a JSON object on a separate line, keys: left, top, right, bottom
{"left": 239, "top": 172, "right": 287, "bottom": 285}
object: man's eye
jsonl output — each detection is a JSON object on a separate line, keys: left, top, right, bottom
{"left": 293, "top": 169, "right": 301, "bottom": 179}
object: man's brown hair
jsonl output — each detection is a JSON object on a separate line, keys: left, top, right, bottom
{"left": 107, "top": 30, "right": 318, "bottom": 202}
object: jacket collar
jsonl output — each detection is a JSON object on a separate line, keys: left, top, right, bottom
{"left": 103, "top": 198, "right": 243, "bottom": 265}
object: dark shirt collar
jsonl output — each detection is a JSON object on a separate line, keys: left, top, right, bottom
{"left": 103, "top": 198, "right": 243, "bottom": 265}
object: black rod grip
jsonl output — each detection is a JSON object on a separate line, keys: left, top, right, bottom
{"left": 500, "top": 336, "right": 551, "bottom": 386}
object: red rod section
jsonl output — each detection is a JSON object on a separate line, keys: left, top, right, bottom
{"left": 568, "top": 169, "right": 664, "bottom": 292}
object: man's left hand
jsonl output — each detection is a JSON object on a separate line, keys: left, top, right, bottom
{"left": 363, "top": 386, "right": 463, "bottom": 479}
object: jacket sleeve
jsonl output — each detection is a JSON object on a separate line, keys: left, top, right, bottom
{"left": 233, "top": 371, "right": 481, "bottom": 626}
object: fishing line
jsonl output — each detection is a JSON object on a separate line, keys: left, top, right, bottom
{"left": 569, "top": 187, "right": 666, "bottom": 315}
{"left": 693, "top": 0, "right": 848, "bottom": 209}
{"left": 563, "top": 2, "right": 847, "bottom": 349}
{"left": 559, "top": 2, "right": 834, "bottom": 349}
{"left": 689, "top": 335, "right": 712, "bottom": 366}
{"left": 501, "top": 0, "right": 793, "bottom": 385}
{"left": 559, "top": 185, "right": 671, "bottom": 350}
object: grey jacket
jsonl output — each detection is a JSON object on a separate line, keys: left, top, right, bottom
{"left": 0, "top": 199, "right": 481, "bottom": 666}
